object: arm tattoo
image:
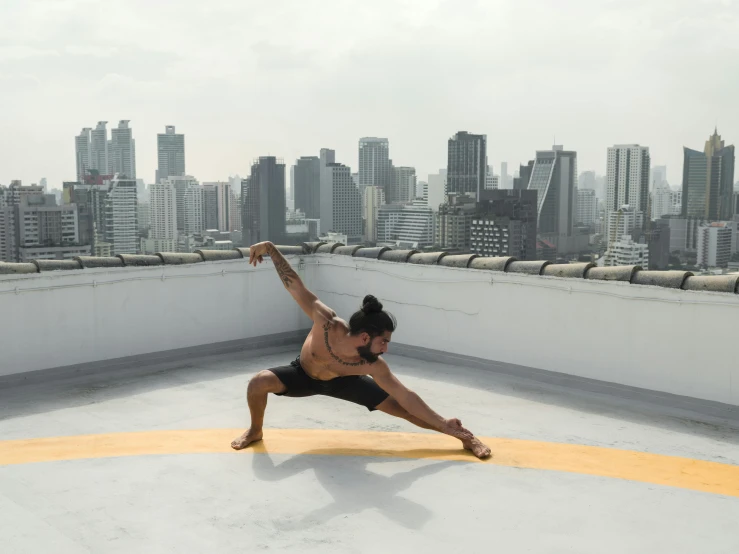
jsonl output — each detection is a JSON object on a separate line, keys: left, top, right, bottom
{"left": 266, "top": 244, "right": 300, "bottom": 289}
{"left": 323, "top": 322, "right": 366, "bottom": 366}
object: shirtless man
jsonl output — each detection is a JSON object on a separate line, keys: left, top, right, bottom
{"left": 230, "top": 241, "right": 492, "bottom": 459}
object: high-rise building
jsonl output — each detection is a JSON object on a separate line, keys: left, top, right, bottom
{"left": 320, "top": 163, "right": 362, "bottom": 244}
{"left": 376, "top": 200, "right": 435, "bottom": 248}
{"left": 652, "top": 165, "right": 667, "bottom": 186}
{"left": 109, "top": 120, "right": 136, "bottom": 179}
{"left": 229, "top": 186, "right": 241, "bottom": 233}
{"left": 527, "top": 145, "right": 578, "bottom": 252}
{"left": 513, "top": 161, "right": 534, "bottom": 191}
{"left": 447, "top": 131, "right": 487, "bottom": 200}
{"left": 363, "top": 185, "right": 385, "bottom": 243}
{"left": 390, "top": 166, "right": 416, "bottom": 204}
{"left": 484, "top": 170, "right": 499, "bottom": 190}
{"left": 697, "top": 222, "right": 732, "bottom": 268}
{"left": 605, "top": 145, "right": 650, "bottom": 242}
{"left": 243, "top": 157, "right": 286, "bottom": 246}
{"left": 201, "top": 184, "right": 219, "bottom": 230}
{"left": 164, "top": 176, "right": 199, "bottom": 233}
{"left": 104, "top": 177, "right": 138, "bottom": 255}
{"left": 602, "top": 236, "right": 649, "bottom": 267}
{"left": 427, "top": 169, "right": 447, "bottom": 212}
{"left": 294, "top": 156, "right": 321, "bottom": 219}
{"left": 500, "top": 162, "right": 509, "bottom": 189}
{"left": 358, "top": 138, "right": 391, "bottom": 191}
{"left": 416, "top": 180, "right": 428, "bottom": 203}
{"left": 435, "top": 194, "right": 478, "bottom": 250}
{"left": 606, "top": 205, "right": 644, "bottom": 248}
{"left": 14, "top": 194, "right": 90, "bottom": 262}
{"left": 90, "top": 121, "right": 110, "bottom": 177}
{"left": 471, "top": 189, "right": 538, "bottom": 260}
{"left": 576, "top": 188, "right": 598, "bottom": 226}
{"left": 682, "top": 129, "right": 735, "bottom": 221}
{"left": 156, "top": 126, "right": 186, "bottom": 184}
{"left": 146, "top": 182, "right": 178, "bottom": 253}
{"left": 75, "top": 128, "right": 93, "bottom": 182}
{"left": 138, "top": 202, "right": 151, "bottom": 234}
{"left": 1, "top": 183, "right": 46, "bottom": 262}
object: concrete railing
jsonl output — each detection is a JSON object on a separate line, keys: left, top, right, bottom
{"left": 1, "top": 243, "right": 738, "bottom": 408}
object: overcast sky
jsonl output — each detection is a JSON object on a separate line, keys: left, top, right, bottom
{"left": 1, "top": 0, "right": 738, "bottom": 188}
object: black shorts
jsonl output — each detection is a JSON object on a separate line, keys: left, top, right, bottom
{"left": 267, "top": 356, "right": 390, "bottom": 412}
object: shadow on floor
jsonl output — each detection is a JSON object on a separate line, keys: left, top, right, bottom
{"left": 250, "top": 451, "right": 458, "bottom": 531}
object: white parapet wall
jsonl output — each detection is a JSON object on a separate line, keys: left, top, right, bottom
{"left": 0, "top": 259, "right": 309, "bottom": 377}
{"left": 305, "top": 254, "right": 739, "bottom": 407}
{"left": 1, "top": 253, "right": 738, "bottom": 408}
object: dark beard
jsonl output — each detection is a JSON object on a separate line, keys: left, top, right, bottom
{"left": 357, "top": 344, "right": 379, "bottom": 364}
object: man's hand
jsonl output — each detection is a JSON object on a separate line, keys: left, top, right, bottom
{"left": 248, "top": 241, "right": 272, "bottom": 266}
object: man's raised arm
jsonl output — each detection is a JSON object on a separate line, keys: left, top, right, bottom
{"left": 248, "top": 241, "right": 334, "bottom": 323}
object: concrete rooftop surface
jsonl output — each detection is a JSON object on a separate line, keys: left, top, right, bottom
{"left": 1, "top": 343, "right": 738, "bottom": 553}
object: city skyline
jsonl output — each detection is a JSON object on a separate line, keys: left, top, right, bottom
{"left": 2, "top": 1, "right": 738, "bottom": 187}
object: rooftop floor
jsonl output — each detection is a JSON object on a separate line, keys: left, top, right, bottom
{"left": 1, "top": 344, "right": 738, "bottom": 553}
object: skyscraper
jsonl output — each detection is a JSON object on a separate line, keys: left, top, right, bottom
{"left": 605, "top": 144, "right": 650, "bottom": 240}
{"left": 75, "top": 128, "right": 92, "bottom": 181}
{"left": 294, "top": 156, "right": 321, "bottom": 219}
{"left": 148, "top": 181, "right": 178, "bottom": 252}
{"left": 109, "top": 120, "right": 136, "bottom": 179}
{"left": 390, "top": 166, "right": 416, "bottom": 204}
{"left": 90, "top": 121, "right": 110, "bottom": 177}
{"left": 320, "top": 163, "right": 362, "bottom": 244}
{"left": 201, "top": 184, "right": 219, "bottom": 230}
{"left": 471, "top": 189, "right": 538, "bottom": 260}
{"left": 682, "top": 129, "right": 735, "bottom": 220}
{"left": 358, "top": 138, "right": 391, "bottom": 191}
{"left": 527, "top": 145, "right": 578, "bottom": 252}
{"left": 513, "top": 160, "right": 534, "bottom": 191}
{"left": 576, "top": 189, "right": 598, "bottom": 227}
{"left": 243, "top": 157, "right": 286, "bottom": 246}
{"left": 156, "top": 126, "right": 186, "bottom": 184}
{"left": 446, "top": 131, "right": 487, "bottom": 200}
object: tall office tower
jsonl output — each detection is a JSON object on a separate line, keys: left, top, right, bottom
{"left": 447, "top": 131, "right": 487, "bottom": 200}
{"left": 390, "top": 166, "right": 416, "bottom": 204}
{"left": 514, "top": 160, "right": 534, "bottom": 190}
{"left": 104, "top": 176, "right": 138, "bottom": 254}
{"left": 605, "top": 144, "right": 650, "bottom": 241}
{"left": 500, "top": 162, "right": 509, "bottom": 189}
{"left": 416, "top": 180, "right": 429, "bottom": 203}
{"left": 182, "top": 185, "right": 204, "bottom": 236}
{"left": 148, "top": 181, "right": 178, "bottom": 252}
{"left": 75, "top": 128, "right": 93, "bottom": 181}
{"left": 201, "top": 184, "right": 219, "bottom": 230}
{"left": 363, "top": 185, "right": 385, "bottom": 243}
{"left": 229, "top": 186, "right": 241, "bottom": 232}
{"left": 109, "top": 120, "right": 136, "bottom": 179}
{"left": 358, "top": 138, "right": 391, "bottom": 193}
{"left": 243, "top": 157, "right": 286, "bottom": 246}
{"left": 0, "top": 183, "right": 45, "bottom": 262}
{"left": 682, "top": 129, "right": 735, "bottom": 220}
{"left": 90, "top": 121, "right": 110, "bottom": 176}
{"left": 527, "top": 145, "right": 578, "bottom": 252}
{"left": 156, "top": 125, "right": 186, "bottom": 184}
{"left": 320, "top": 162, "right": 363, "bottom": 244}
{"left": 294, "top": 156, "right": 321, "bottom": 218}
{"left": 652, "top": 165, "right": 667, "bottom": 186}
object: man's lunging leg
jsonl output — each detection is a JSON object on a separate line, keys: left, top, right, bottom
{"left": 231, "top": 370, "right": 286, "bottom": 450}
{"left": 374, "top": 397, "right": 492, "bottom": 458}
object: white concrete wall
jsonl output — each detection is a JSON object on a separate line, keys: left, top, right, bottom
{"left": 2, "top": 254, "right": 738, "bottom": 407}
{"left": 0, "top": 259, "right": 309, "bottom": 377}
{"left": 305, "top": 255, "right": 739, "bottom": 407}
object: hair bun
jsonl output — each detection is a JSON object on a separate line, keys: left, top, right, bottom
{"left": 361, "top": 295, "right": 383, "bottom": 314}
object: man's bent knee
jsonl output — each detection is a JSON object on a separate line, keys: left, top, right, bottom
{"left": 248, "top": 370, "right": 286, "bottom": 395}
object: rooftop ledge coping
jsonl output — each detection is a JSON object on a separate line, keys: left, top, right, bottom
{"left": 1, "top": 241, "right": 738, "bottom": 295}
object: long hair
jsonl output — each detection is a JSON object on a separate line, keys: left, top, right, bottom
{"left": 348, "top": 295, "right": 396, "bottom": 338}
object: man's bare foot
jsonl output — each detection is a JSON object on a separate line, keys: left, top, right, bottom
{"left": 230, "top": 429, "right": 263, "bottom": 450}
{"left": 462, "top": 436, "right": 492, "bottom": 459}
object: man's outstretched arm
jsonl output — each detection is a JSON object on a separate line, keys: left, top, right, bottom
{"left": 248, "top": 241, "right": 335, "bottom": 323}
{"left": 370, "top": 359, "right": 473, "bottom": 439}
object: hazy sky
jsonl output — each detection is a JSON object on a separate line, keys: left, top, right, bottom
{"left": 1, "top": 0, "right": 738, "bottom": 188}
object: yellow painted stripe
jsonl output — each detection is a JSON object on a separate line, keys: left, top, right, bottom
{"left": 0, "top": 429, "right": 737, "bottom": 498}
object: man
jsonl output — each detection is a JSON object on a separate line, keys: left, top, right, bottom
{"left": 231, "top": 241, "right": 492, "bottom": 459}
